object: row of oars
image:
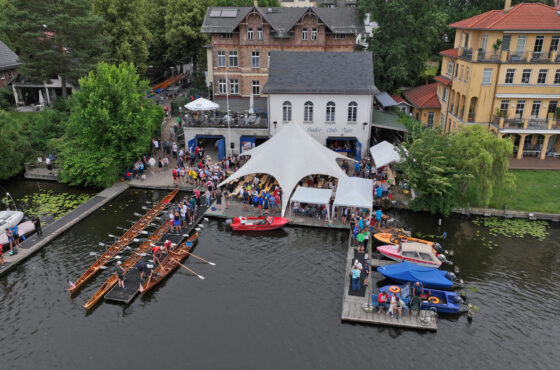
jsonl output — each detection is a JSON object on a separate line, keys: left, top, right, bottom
{"left": 89, "top": 213, "right": 213, "bottom": 278}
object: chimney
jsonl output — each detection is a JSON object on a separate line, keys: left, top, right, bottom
{"left": 504, "top": 0, "right": 512, "bottom": 11}
{"left": 254, "top": 0, "right": 258, "bottom": 7}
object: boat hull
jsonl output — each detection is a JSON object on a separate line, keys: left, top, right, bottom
{"left": 378, "top": 284, "right": 460, "bottom": 314}
{"left": 0, "top": 221, "right": 35, "bottom": 247}
{"left": 70, "top": 188, "right": 178, "bottom": 296}
{"left": 377, "top": 244, "right": 441, "bottom": 268}
{"left": 230, "top": 216, "right": 289, "bottom": 231}
{"left": 374, "top": 232, "right": 434, "bottom": 246}
{"left": 141, "top": 233, "right": 199, "bottom": 295}
{"left": 377, "top": 262, "right": 453, "bottom": 290}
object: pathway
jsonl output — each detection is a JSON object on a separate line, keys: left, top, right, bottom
{"left": 0, "top": 182, "right": 129, "bottom": 277}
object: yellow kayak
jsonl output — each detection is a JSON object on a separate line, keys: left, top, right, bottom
{"left": 374, "top": 232, "right": 434, "bottom": 246}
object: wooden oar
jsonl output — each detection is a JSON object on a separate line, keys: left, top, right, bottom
{"left": 186, "top": 252, "right": 216, "bottom": 266}
{"left": 171, "top": 258, "right": 205, "bottom": 279}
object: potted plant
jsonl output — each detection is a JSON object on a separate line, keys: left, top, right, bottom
{"left": 492, "top": 40, "right": 502, "bottom": 54}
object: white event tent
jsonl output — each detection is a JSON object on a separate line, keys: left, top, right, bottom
{"left": 290, "top": 186, "right": 334, "bottom": 221}
{"left": 218, "top": 123, "right": 350, "bottom": 216}
{"left": 185, "top": 97, "right": 219, "bottom": 111}
{"left": 369, "top": 141, "right": 401, "bottom": 168}
{"left": 332, "top": 177, "right": 374, "bottom": 218}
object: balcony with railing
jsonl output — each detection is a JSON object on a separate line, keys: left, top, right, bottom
{"left": 458, "top": 48, "right": 559, "bottom": 64}
{"left": 495, "top": 116, "right": 560, "bottom": 131}
{"left": 184, "top": 113, "right": 268, "bottom": 129}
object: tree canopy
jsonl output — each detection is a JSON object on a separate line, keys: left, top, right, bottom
{"left": 60, "top": 63, "right": 163, "bottom": 188}
{"left": 397, "top": 116, "right": 514, "bottom": 215}
{"left": 164, "top": 0, "right": 212, "bottom": 65}
{"left": 93, "top": 0, "right": 152, "bottom": 73}
{"left": 1, "top": 0, "right": 109, "bottom": 98}
{"left": 0, "top": 111, "right": 27, "bottom": 180}
{"left": 213, "top": 0, "right": 280, "bottom": 6}
{"left": 360, "top": 0, "right": 447, "bottom": 92}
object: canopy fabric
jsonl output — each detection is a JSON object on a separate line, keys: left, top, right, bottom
{"left": 290, "top": 186, "right": 333, "bottom": 205}
{"left": 219, "top": 123, "right": 349, "bottom": 216}
{"left": 369, "top": 141, "right": 401, "bottom": 168}
{"left": 377, "top": 262, "right": 453, "bottom": 289}
{"left": 290, "top": 186, "right": 333, "bottom": 221}
{"left": 185, "top": 97, "right": 219, "bottom": 111}
{"left": 332, "top": 177, "right": 373, "bottom": 211}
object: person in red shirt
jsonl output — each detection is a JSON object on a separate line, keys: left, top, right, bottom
{"left": 151, "top": 244, "right": 162, "bottom": 262}
{"left": 373, "top": 291, "right": 389, "bottom": 313}
{"left": 163, "top": 240, "right": 172, "bottom": 254}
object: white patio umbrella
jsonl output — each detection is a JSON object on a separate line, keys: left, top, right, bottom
{"left": 185, "top": 97, "right": 219, "bottom": 111}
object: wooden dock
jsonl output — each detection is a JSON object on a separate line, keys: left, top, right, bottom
{"left": 341, "top": 234, "right": 438, "bottom": 331}
{"left": 104, "top": 204, "right": 208, "bottom": 304}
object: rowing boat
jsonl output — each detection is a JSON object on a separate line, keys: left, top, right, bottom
{"left": 69, "top": 188, "right": 178, "bottom": 296}
{"left": 83, "top": 221, "right": 171, "bottom": 310}
{"left": 140, "top": 233, "right": 199, "bottom": 296}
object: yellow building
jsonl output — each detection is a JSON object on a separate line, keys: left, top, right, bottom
{"left": 435, "top": 1, "right": 560, "bottom": 160}
{"left": 401, "top": 83, "right": 442, "bottom": 128}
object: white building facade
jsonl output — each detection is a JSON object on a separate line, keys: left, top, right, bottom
{"left": 268, "top": 93, "right": 373, "bottom": 160}
{"left": 265, "top": 51, "right": 377, "bottom": 160}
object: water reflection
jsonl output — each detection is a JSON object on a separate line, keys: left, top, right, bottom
{"left": 0, "top": 186, "right": 558, "bottom": 369}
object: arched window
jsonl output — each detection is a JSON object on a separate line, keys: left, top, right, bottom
{"left": 304, "top": 101, "right": 314, "bottom": 122}
{"left": 347, "top": 101, "right": 357, "bottom": 122}
{"left": 282, "top": 101, "right": 292, "bottom": 122}
{"left": 326, "top": 101, "right": 335, "bottom": 122}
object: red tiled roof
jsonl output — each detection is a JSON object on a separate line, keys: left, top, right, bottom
{"left": 449, "top": 3, "right": 560, "bottom": 31}
{"left": 391, "top": 94, "right": 407, "bottom": 104}
{"left": 403, "top": 83, "right": 441, "bottom": 109}
{"left": 434, "top": 75, "right": 452, "bottom": 86}
{"left": 440, "top": 48, "right": 458, "bottom": 58}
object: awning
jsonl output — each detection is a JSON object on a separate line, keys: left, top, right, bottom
{"left": 219, "top": 122, "right": 350, "bottom": 216}
{"left": 371, "top": 110, "right": 408, "bottom": 132}
{"left": 375, "top": 92, "right": 398, "bottom": 107}
{"left": 332, "top": 177, "right": 374, "bottom": 215}
{"left": 369, "top": 141, "right": 402, "bottom": 168}
{"left": 185, "top": 97, "right": 219, "bottom": 111}
{"left": 290, "top": 186, "right": 334, "bottom": 221}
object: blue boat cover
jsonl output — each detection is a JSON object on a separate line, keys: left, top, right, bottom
{"left": 377, "top": 262, "right": 453, "bottom": 289}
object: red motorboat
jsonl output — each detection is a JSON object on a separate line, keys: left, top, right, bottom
{"left": 228, "top": 216, "right": 289, "bottom": 231}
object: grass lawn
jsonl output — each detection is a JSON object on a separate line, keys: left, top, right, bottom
{"left": 487, "top": 170, "right": 560, "bottom": 213}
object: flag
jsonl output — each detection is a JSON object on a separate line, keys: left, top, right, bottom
{"left": 139, "top": 283, "right": 144, "bottom": 293}
{"left": 68, "top": 281, "right": 76, "bottom": 290}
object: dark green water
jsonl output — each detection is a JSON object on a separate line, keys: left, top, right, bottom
{"left": 0, "top": 181, "right": 559, "bottom": 369}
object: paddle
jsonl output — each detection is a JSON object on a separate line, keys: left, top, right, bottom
{"left": 172, "top": 259, "right": 205, "bottom": 280}
{"left": 186, "top": 252, "right": 216, "bottom": 266}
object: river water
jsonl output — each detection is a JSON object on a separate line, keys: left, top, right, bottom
{"left": 0, "top": 183, "right": 559, "bottom": 369}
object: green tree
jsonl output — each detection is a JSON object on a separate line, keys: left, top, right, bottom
{"left": 0, "top": 0, "right": 15, "bottom": 49}
{"left": 397, "top": 116, "right": 465, "bottom": 215}
{"left": 24, "top": 101, "right": 69, "bottom": 157}
{"left": 1, "top": 0, "right": 109, "bottom": 99}
{"left": 360, "top": 0, "right": 447, "bottom": 92}
{"left": 60, "top": 62, "right": 163, "bottom": 188}
{"left": 145, "top": 0, "right": 171, "bottom": 79}
{"left": 0, "top": 110, "right": 27, "bottom": 179}
{"left": 213, "top": 0, "right": 280, "bottom": 6}
{"left": 93, "top": 0, "right": 152, "bottom": 74}
{"left": 164, "top": 0, "right": 212, "bottom": 65}
{"left": 449, "top": 125, "right": 514, "bottom": 207}
{"left": 397, "top": 116, "right": 515, "bottom": 214}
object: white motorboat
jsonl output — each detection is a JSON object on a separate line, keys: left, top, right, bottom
{"left": 0, "top": 210, "right": 24, "bottom": 232}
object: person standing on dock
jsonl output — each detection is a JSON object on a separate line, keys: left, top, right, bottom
{"left": 351, "top": 263, "right": 361, "bottom": 291}
{"left": 32, "top": 216, "right": 43, "bottom": 237}
{"left": 116, "top": 261, "right": 126, "bottom": 289}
